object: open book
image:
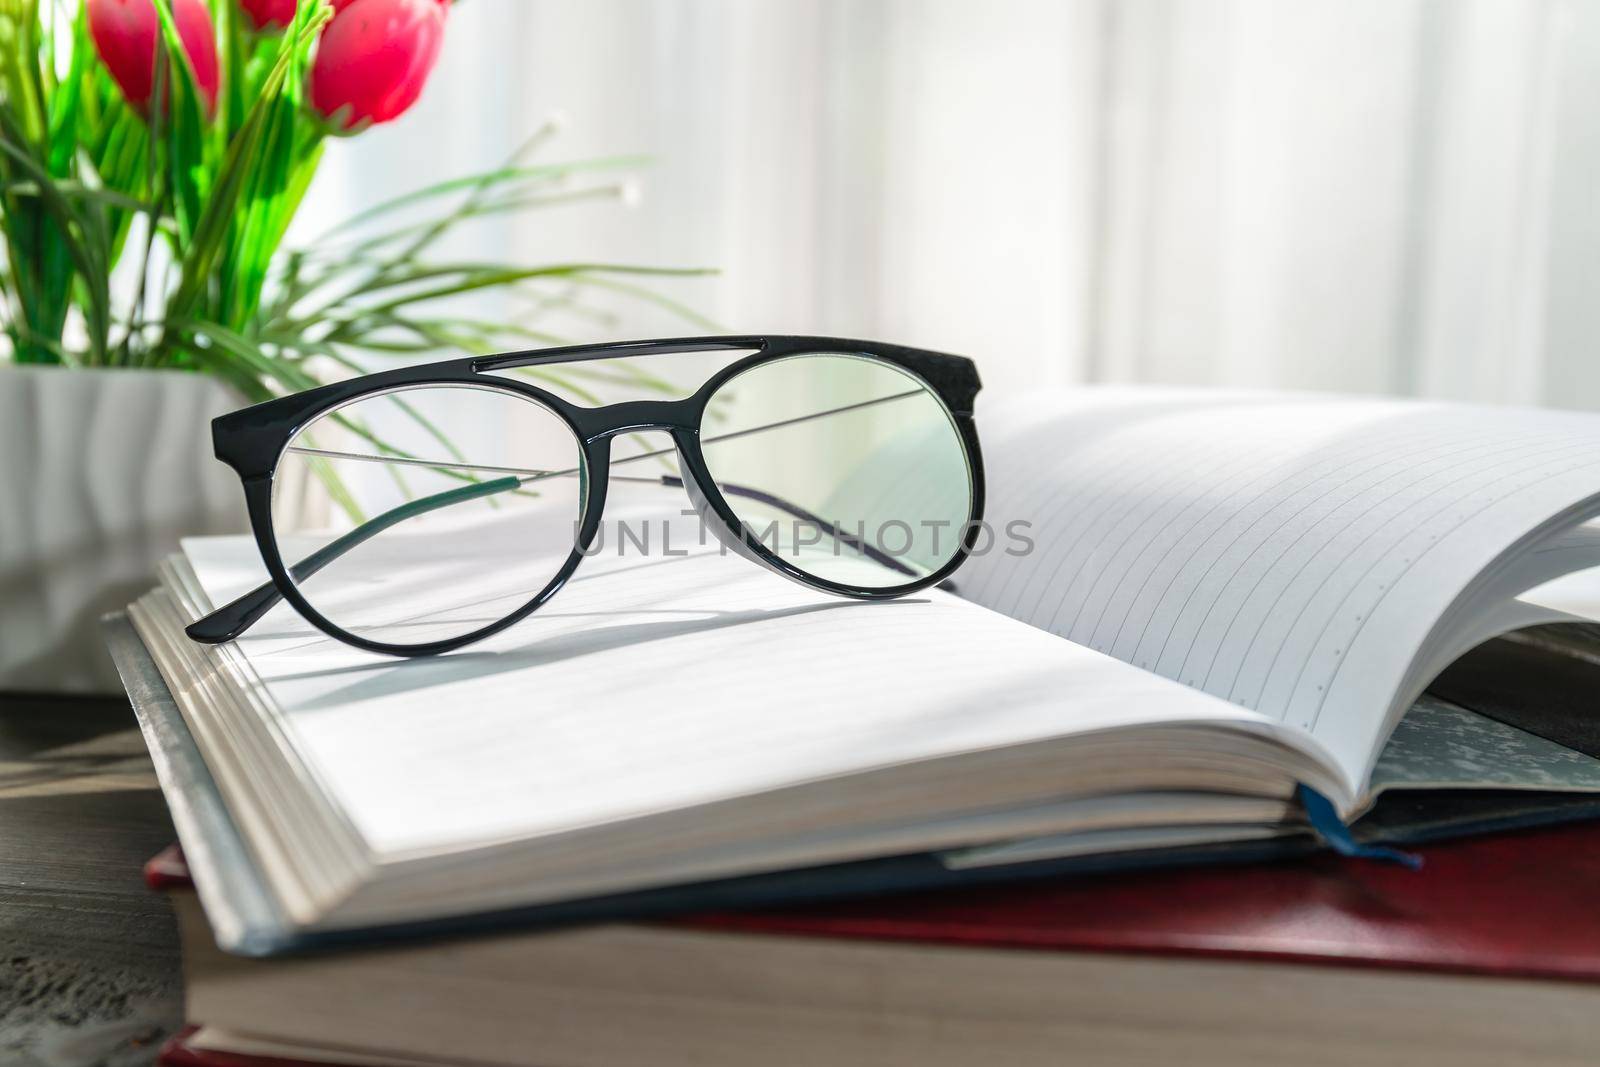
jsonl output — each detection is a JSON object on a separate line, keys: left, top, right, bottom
{"left": 117, "top": 386, "right": 1600, "bottom": 955}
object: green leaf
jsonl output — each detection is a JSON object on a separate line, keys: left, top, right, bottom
{"left": 562, "top": 273, "right": 722, "bottom": 331}
{"left": 314, "top": 156, "right": 650, "bottom": 239}
{"left": 45, "top": 6, "right": 89, "bottom": 177}
{"left": 149, "top": 0, "right": 212, "bottom": 248}
{"left": 0, "top": 111, "right": 111, "bottom": 363}
{"left": 167, "top": 316, "right": 322, "bottom": 393}
{"left": 332, "top": 263, "right": 716, "bottom": 323}
{"left": 0, "top": 177, "right": 155, "bottom": 214}
{"left": 162, "top": 2, "right": 330, "bottom": 334}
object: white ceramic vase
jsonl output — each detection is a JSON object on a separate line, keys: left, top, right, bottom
{"left": 0, "top": 365, "right": 247, "bottom": 693}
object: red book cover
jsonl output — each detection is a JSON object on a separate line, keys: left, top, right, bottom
{"left": 150, "top": 818, "right": 1600, "bottom": 985}
{"left": 158, "top": 1026, "right": 338, "bottom": 1067}
{"left": 687, "top": 821, "right": 1600, "bottom": 982}
{"left": 144, "top": 845, "right": 192, "bottom": 892}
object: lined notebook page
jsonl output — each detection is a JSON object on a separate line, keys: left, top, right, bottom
{"left": 179, "top": 500, "right": 1280, "bottom": 858}
{"left": 958, "top": 388, "right": 1600, "bottom": 784}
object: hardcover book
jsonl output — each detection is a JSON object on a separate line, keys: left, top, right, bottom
{"left": 148, "top": 823, "right": 1600, "bottom": 1067}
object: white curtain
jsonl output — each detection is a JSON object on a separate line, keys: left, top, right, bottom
{"left": 299, "top": 0, "right": 1600, "bottom": 404}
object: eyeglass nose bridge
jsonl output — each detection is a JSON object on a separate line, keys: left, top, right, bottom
{"left": 571, "top": 398, "right": 700, "bottom": 443}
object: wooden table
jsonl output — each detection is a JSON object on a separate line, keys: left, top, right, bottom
{"left": 0, "top": 693, "right": 183, "bottom": 1067}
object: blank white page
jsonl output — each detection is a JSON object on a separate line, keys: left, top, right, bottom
{"left": 957, "top": 388, "right": 1600, "bottom": 784}
{"left": 178, "top": 497, "right": 1282, "bottom": 857}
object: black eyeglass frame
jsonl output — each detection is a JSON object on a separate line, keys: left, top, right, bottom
{"left": 188, "top": 335, "right": 986, "bottom": 658}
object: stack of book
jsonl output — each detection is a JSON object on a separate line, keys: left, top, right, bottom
{"left": 112, "top": 387, "right": 1600, "bottom": 1066}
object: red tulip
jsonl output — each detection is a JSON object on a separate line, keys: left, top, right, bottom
{"left": 239, "top": 0, "right": 417, "bottom": 35}
{"left": 328, "top": 0, "right": 443, "bottom": 12}
{"left": 239, "top": 0, "right": 298, "bottom": 32}
{"left": 87, "top": 0, "right": 220, "bottom": 117}
{"left": 309, "top": 0, "right": 446, "bottom": 133}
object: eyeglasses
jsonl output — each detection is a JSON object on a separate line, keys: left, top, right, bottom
{"left": 185, "top": 335, "right": 986, "bottom": 656}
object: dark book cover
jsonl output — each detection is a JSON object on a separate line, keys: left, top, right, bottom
{"left": 151, "top": 811, "right": 1600, "bottom": 983}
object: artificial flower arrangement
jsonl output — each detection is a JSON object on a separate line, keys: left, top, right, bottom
{"left": 0, "top": 0, "right": 707, "bottom": 399}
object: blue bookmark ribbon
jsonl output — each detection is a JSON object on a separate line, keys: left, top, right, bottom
{"left": 1298, "top": 785, "right": 1423, "bottom": 870}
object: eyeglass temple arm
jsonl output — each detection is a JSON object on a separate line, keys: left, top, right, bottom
{"left": 184, "top": 472, "right": 909, "bottom": 646}
{"left": 658, "top": 475, "right": 915, "bottom": 578}
{"left": 185, "top": 475, "right": 521, "bottom": 644}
